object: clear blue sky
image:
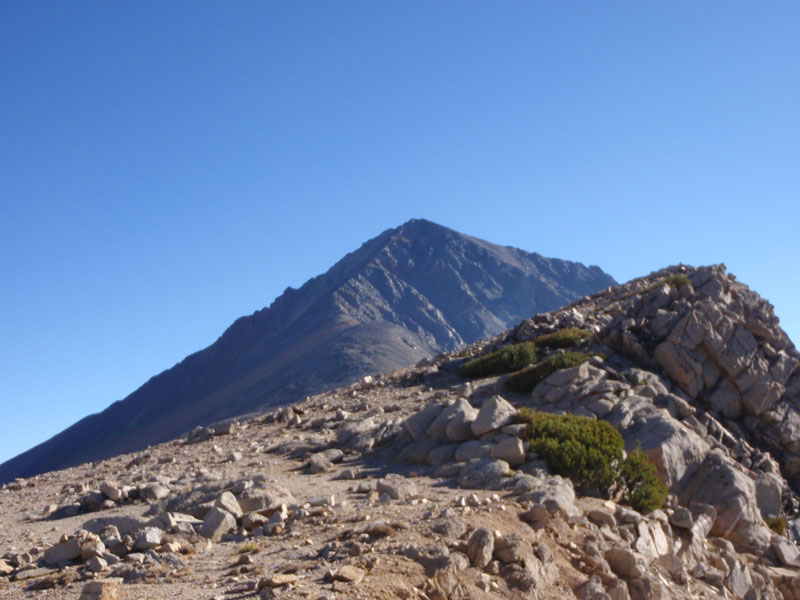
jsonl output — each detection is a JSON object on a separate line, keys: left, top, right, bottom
{"left": 1, "top": 2, "right": 798, "bottom": 465}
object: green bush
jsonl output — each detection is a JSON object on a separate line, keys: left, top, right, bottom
{"left": 765, "top": 516, "right": 788, "bottom": 536}
{"left": 505, "top": 352, "right": 591, "bottom": 394}
{"left": 459, "top": 342, "right": 537, "bottom": 379}
{"left": 665, "top": 273, "right": 692, "bottom": 289}
{"left": 517, "top": 409, "right": 667, "bottom": 512}
{"left": 535, "top": 327, "right": 591, "bottom": 349}
{"left": 518, "top": 409, "right": 623, "bottom": 493}
{"left": 619, "top": 445, "right": 668, "bottom": 512}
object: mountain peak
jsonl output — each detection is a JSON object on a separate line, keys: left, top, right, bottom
{"left": 0, "top": 221, "right": 615, "bottom": 482}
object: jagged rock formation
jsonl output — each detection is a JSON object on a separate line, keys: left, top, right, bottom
{"left": 1, "top": 264, "right": 799, "bottom": 600}
{"left": 0, "top": 218, "right": 614, "bottom": 483}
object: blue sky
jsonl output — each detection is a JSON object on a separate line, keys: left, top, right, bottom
{"left": 1, "top": 2, "right": 798, "bottom": 465}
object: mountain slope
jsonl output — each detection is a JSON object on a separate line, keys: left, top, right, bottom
{"left": 0, "top": 218, "right": 615, "bottom": 482}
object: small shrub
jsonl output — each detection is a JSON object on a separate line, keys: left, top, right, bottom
{"left": 518, "top": 409, "right": 623, "bottom": 494}
{"left": 459, "top": 342, "right": 537, "bottom": 379}
{"left": 665, "top": 273, "right": 692, "bottom": 289}
{"left": 238, "top": 541, "right": 258, "bottom": 554}
{"left": 517, "top": 409, "right": 667, "bottom": 511}
{"left": 619, "top": 445, "right": 668, "bottom": 513}
{"left": 505, "top": 352, "right": 591, "bottom": 394}
{"left": 765, "top": 516, "right": 788, "bottom": 536}
{"left": 535, "top": 327, "right": 591, "bottom": 349}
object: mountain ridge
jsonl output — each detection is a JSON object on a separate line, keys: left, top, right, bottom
{"left": 0, "top": 219, "right": 615, "bottom": 483}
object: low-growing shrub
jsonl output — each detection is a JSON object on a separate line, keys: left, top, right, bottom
{"left": 505, "top": 352, "right": 591, "bottom": 394}
{"left": 517, "top": 409, "right": 667, "bottom": 512}
{"left": 459, "top": 342, "right": 537, "bottom": 379}
{"left": 535, "top": 327, "right": 591, "bottom": 349}
{"left": 518, "top": 408, "right": 623, "bottom": 493}
{"left": 619, "top": 445, "right": 668, "bottom": 512}
{"left": 238, "top": 541, "right": 258, "bottom": 554}
{"left": 665, "top": 273, "right": 692, "bottom": 289}
{"left": 765, "top": 516, "right": 788, "bottom": 536}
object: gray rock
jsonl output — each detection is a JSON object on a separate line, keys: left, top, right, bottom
{"left": 605, "top": 547, "right": 644, "bottom": 580}
{"left": 772, "top": 538, "right": 800, "bottom": 567}
{"left": 455, "top": 440, "right": 493, "bottom": 462}
{"left": 139, "top": 483, "right": 170, "bottom": 503}
{"left": 307, "top": 453, "right": 335, "bottom": 474}
{"left": 471, "top": 395, "right": 517, "bottom": 437}
{"left": 78, "top": 578, "right": 122, "bottom": 600}
{"left": 588, "top": 508, "right": 616, "bottom": 528}
{"left": 376, "top": 475, "right": 418, "bottom": 501}
{"left": 99, "top": 481, "right": 124, "bottom": 502}
{"left": 491, "top": 437, "right": 525, "bottom": 466}
{"left": 214, "top": 491, "right": 243, "bottom": 519}
{"left": 577, "top": 576, "right": 612, "bottom": 600}
{"left": 668, "top": 506, "right": 693, "bottom": 529}
{"left": 405, "top": 404, "right": 445, "bottom": 442}
{"left": 43, "top": 538, "right": 81, "bottom": 565}
{"left": 457, "top": 458, "right": 510, "bottom": 489}
{"left": 427, "top": 443, "right": 458, "bottom": 466}
{"left": 133, "top": 527, "right": 163, "bottom": 551}
{"left": 680, "top": 450, "right": 772, "bottom": 553}
{"left": 518, "top": 475, "right": 577, "bottom": 516}
{"left": 85, "top": 556, "right": 107, "bottom": 573}
{"left": 445, "top": 398, "right": 479, "bottom": 442}
{"left": 467, "top": 527, "right": 494, "bottom": 568}
{"left": 199, "top": 507, "right": 237, "bottom": 541}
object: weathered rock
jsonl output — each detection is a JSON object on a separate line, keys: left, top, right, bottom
{"left": 85, "top": 556, "right": 108, "bottom": 573}
{"left": 99, "top": 481, "right": 124, "bottom": 502}
{"left": 376, "top": 475, "right": 418, "bottom": 501}
{"left": 139, "top": 482, "right": 170, "bottom": 503}
{"left": 43, "top": 538, "right": 81, "bottom": 565}
{"left": 133, "top": 527, "right": 163, "bottom": 551}
{"left": 577, "top": 576, "right": 612, "bottom": 600}
{"left": 405, "top": 404, "right": 445, "bottom": 442}
{"left": 457, "top": 458, "right": 510, "bottom": 489}
{"left": 772, "top": 538, "right": 800, "bottom": 567}
{"left": 680, "top": 450, "right": 772, "bottom": 553}
{"left": 605, "top": 547, "right": 645, "bottom": 580}
{"left": 518, "top": 475, "right": 577, "bottom": 516}
{"left": 199, "top": 507, "right": 237, "bottom": 541}
{"left": 668, "top": 506, "right": 692, "bottom": 529}
{"left": 215, "top": 491, "right": 243, "bottom": 519}
{"left": 471, "top": 395, "right": 516, "bottom": 437}
{"left": 78, "top": 579, "right": 122, "bottom": 600}
{"left": 454, "top": 440, "right": 493, "bottom": 462}
{"left": 491, "top": 436, "right": 525, "bottom": 466}
{"left": 467, "top": 527, "right": 494, "bottom": 568}
{"left": 307, "top": 453, "right": 335, "bottom": 474}
{"left": 333, "top": 565, "right": 365, "bottom": 584}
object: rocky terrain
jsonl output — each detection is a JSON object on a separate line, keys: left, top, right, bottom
{"left": 2, "top": 264, "right": 799, "bottom": 600}
{"left": 0, "top": 218, "right": 614, "bottom": 483}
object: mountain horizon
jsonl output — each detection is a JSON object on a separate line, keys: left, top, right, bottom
{"left": 0, "top": 218, "right": 615, "bottom": 482}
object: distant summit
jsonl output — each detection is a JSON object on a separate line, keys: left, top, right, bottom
{"left": 0, "top": 219, "right": 615, "bottom": 481}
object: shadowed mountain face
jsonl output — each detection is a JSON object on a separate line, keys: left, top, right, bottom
{"left": 0, "top": 219, "right": 615, "bottom": 482}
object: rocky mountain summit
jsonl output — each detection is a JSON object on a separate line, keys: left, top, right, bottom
{"left": 0, "top": 218, "right": 614, "bottom": 483}
{"left": 1, "top": 264, "right": 799, "bottom": 600}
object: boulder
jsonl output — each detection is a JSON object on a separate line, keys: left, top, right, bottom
{"left": 199, "top": 507, "right": 236, "bottom": 541}
{"left": 772, "top": 539, "right": 800, "bottom": 567}
{"left": 43, "top": 538, "right": 81, "bottom": 565}
{"left": 79, "top": 579, "right": 122, "bottom": 600}
{"left": 458, "top": 458, "right": 510, "bottom": 489}
{"left": 133, "top": 527, "right": 163, "bottom": 551}
{"left": 376, "top": 475, "right": 418, "bottom": 501}
{"left": 467, "top": 527, "right": 494, "bottom": 568}
{"left": 405, "top": 404, "right": 445, "bottom": 442}
{"left": 680, "top": 451, "right": 772, "bottom": 553}
{"left": 445, "top": 399, "right": 479, "bottom": 442}
{"left": 214, "top": 491, "right": 243, "bottom": 519}
{"left": 455, "top": 440, "right": 493, "bottom": 462}
{"left": 471, "top": 395, "right": 517, "bottom": 437}
{"left": 489, "top": 436, "right": 524, "bottom": 466}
